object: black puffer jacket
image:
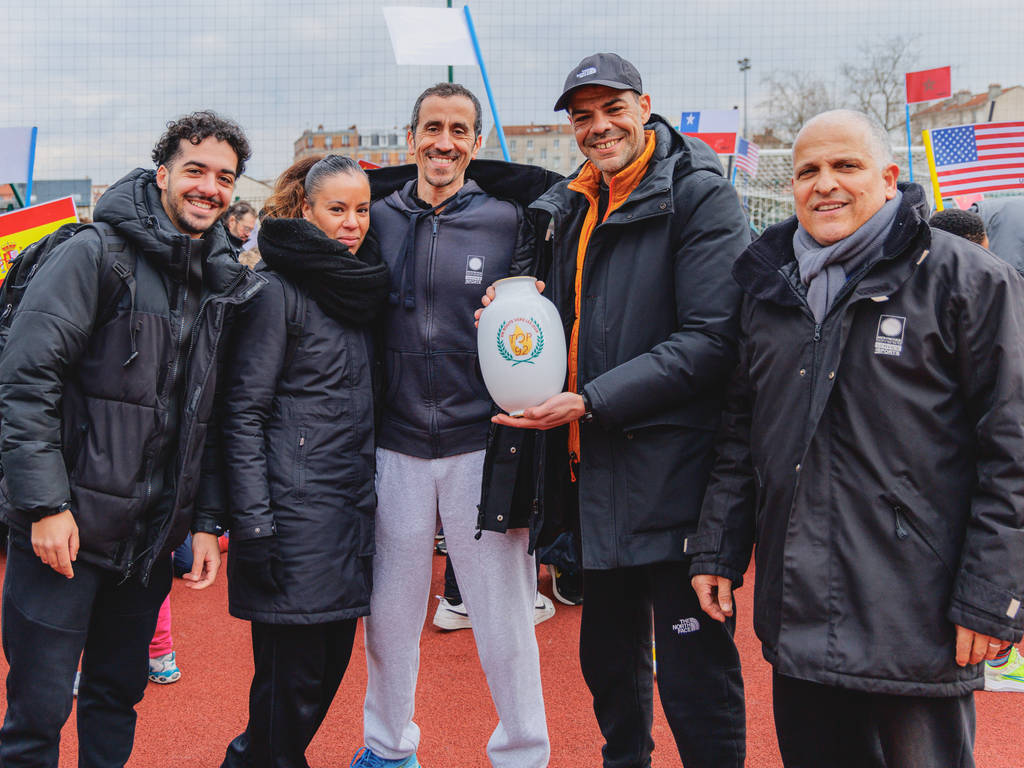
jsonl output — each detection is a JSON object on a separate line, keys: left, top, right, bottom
{"left": 222, "top": 219, "right": 383, "bottom": 624}
{"left": 690, "top": 185, "right": 1024, "bottom": 696}
{"left": 0, "top": 168, "right": 264, "bottom": 582}
{"left": 487, "top": 115, "right": 749, "bottom": 569}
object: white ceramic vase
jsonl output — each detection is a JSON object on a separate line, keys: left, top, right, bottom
{"left": 476, "top": 276, "right": 567, "bottom": 416}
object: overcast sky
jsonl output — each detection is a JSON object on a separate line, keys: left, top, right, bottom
{"left": 1, "top": 0, "right": 1020, "bottom": 184}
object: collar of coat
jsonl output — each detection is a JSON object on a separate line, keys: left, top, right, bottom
{"left": 733, "top": 183, "right": 933, "bottom": 308}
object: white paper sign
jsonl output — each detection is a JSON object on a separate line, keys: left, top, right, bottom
{"left": 383, "top": 7, "right": 477, "bottom": 66}
{"left": 0, "top": 127, "right": 35, "bottom": 184}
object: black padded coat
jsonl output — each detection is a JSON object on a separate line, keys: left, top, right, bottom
{"left": 222, "top": 223, "right": 379, "bottom": 624}
{"left": 690, "top": 185, "right": 1024, "bottom": 696}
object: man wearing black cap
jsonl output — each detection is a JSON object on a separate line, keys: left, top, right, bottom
{"left": 489, "top": 52, "right": 749, "bottom": 767}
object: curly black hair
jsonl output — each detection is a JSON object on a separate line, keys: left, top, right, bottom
{"left": 151, "top": 111, "right": 251, "bottom": 177}
{"left": 929, "top": 208, "right": 987, "bottom": 246}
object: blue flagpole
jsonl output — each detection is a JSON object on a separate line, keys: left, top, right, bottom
{"left": 25, "top": 127, "right": 38, "bottom": 208}
{"left": 462, "top": 5, "right": 510, "bottom": 161}
{"left": 730, "top": 162, "right": 738, "bottom": 186}
{"left": 904, "top": 103, "right": 914, "bottom": 182}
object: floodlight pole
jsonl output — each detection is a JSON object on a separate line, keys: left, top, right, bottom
{"left": 447, "top": 0, "right": 454, "bottom": 83}
{"left": 737, "top": 58, "right": 751, "bottom": 140}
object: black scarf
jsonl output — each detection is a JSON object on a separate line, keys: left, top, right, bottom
{"left": 257, "top": 218, "right": 390, "bottom": 326}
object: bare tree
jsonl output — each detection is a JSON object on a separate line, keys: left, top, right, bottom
{"left": 759, "top": 71, "right": 838, "bottom": 143}
{"left": 840, "top": 36, "right": 920, "bottom": 131}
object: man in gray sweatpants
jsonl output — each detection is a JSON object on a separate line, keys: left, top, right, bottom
{"left": 351, "top": 83, "right": 549, "bottom": 768}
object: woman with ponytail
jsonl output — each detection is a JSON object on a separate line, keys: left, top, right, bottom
{"left": 219, "top": 154, "right": 390, "bottom": 768}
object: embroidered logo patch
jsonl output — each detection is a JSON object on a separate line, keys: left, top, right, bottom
{"left": 672, "top": 617, "right": 700, "bottom": 635}
{"left": 465, "top": 255, "right": 484, "bottom": 285}
{"left": 874, "top": 315, "right": 906, "bottom": 357}
{"left": 576, "top": 66, "right": 598, "bottom": 79}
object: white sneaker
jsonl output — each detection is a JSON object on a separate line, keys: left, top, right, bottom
{"left": 534, "top": 592, "right": 555, "bottom": 625}
{"left": 432, "top": 596, "right": 471, "bottom": 631}
{"left": 985, "top": 646, "right": 1024, "bottom": 692}
{"left": 147, "top": 651, "right": 181, "bottom": 684}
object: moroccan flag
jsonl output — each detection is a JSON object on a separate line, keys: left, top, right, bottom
{"left": 924, "top": 121, "right": 1024, "bottom": 198}
{"left": 0, "top": 196, "right": 78, "bottom": 284}
{"left": 680, "top": 110, "right": 738, "bottom": 154}
{"left": 906, "top": 66, "right": 951, "bottom": 104}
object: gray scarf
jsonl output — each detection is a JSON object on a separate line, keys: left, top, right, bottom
{"left": 793, "top": 192, "right": 902, "bottom": 322}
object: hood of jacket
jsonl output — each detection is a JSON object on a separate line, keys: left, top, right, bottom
{"left": 732, "top": 182, "right": 931, "bottom": 308}
{"left": 531, "top": 113, "right": 725, "bottom": 218}
{"left": 381, "top": 177, "right": 488, "bottom": 217}
{"left": 94, "top": 167, "right": 242, "bottom": 291}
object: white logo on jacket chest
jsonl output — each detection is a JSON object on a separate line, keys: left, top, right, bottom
{"left": 465, "top": 255, "right": 485, "bottom": 284}
{"left": 874, "top": 315, "right": 906, "bottom": 357}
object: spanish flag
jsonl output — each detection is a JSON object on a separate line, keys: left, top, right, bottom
{"left": 0, "top": 196, "right": 78, "bottom": 284}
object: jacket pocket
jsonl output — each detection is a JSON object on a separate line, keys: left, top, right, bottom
{"left": 383, "top": 350, "right": 403, "bottom": 408}
{"left": 753, "top": 466, "right": 765, "bottom": 543}
{"left": 294, "top": 428, "right": 308, "bottom": 502}
{"left": 622, "top": 425, "right": 714, "bottom": 535}
{"left": 64, "top": 423, "right": 90, "bottom": 480}
{"left": 884, "top": 491, "right": 956, "bottom": 577}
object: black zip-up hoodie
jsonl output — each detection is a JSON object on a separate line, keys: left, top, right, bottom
{"left": 0, "top": 168, "right": 264, "bottom": 581}
{"left": 371, "top": 178, "right": 532, "bottom": 458}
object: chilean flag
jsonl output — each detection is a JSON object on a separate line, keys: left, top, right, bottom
{"left": 680, "top": 110, "right": 739, "bottom": 154}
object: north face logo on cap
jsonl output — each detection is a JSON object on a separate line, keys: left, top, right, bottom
{"left": 576, "top": 66, "right": 597, "bottom": 79}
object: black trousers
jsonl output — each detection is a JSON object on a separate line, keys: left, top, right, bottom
{"left": 221, "top": 618, "right": 358, "bottom": 768}
{"left": 0, "top": 531, "right": 171, "bottom": 768}
{"left": 580, "top": 561, "right": 746, "bottom": 768}
{"left": 772, "top": 670, "right": 976, "bottom": 768}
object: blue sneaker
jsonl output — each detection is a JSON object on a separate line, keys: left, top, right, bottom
{"left": 350, "top": 747, "right": 421, "bottom": 767}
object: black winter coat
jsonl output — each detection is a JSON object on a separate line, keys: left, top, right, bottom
{"left": 222, "top": 223, "right": 379, "bottom": 624}
{"left": 690, "top": 185, "right": 1024, "bottom": 696}
{"left": 0, "top": 169, "right": 264, "bottom": 582}
{"left": 509, "top": 115, "right": 749, "bottom": 569}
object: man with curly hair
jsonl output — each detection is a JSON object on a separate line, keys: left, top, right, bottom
{"left": 0, "top": 111, "right": 263, "bottom": 767}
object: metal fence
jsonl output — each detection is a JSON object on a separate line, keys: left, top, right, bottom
{"left": 2, "top": 0, "right": 1020, "bottom": 197}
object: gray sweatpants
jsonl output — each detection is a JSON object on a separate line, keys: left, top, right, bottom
{"left": 363, "top": 448, "right": 550, "bottom": 768}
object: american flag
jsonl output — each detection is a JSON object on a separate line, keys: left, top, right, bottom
{"left": 735, "top": 138, "right": 759, "bottom": 178}
{"left": 928, "top": 121, "right": 1024, "bottom": 197}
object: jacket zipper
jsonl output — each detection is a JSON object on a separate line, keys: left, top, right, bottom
{"left": 140, "top": 267, "right": 252, "bottom": 584}
{"left": 426, "top": 215, "right": 440, "bottom": 456}
{"left": 133, "top": 239, "right": 193, "bottom": 571}
{"left": 894, "top": 507, "right": 909, "bottom": 540}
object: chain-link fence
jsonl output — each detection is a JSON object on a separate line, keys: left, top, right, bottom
{"left": 736, "top": 147, "right": 933, "bottom": 233}
{"left": 2, "top": 0, "right": 1021, "bottom": 211}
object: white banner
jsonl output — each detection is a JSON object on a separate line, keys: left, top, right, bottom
{"left": 383, "top": 7, "right": 477, "bottom": 66}
{"left": 0, "top": 127, "right": 36, "bottom": 184}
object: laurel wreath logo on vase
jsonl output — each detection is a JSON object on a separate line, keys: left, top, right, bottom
{"left": 496, "top": 318, "right": 544, "bottom": 366}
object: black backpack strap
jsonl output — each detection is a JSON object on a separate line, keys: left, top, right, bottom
{"left": 280, "top": 279, "right": 305, "bottom": 370}
{"left": 85, "top": 222, "right": 139, "bottom": 366}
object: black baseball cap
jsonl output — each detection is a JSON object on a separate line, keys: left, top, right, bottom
{"left": 554, "top": 52, "right": 643, "bottom": 111}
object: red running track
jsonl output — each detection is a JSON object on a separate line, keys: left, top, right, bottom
{"left": 0, "top": 551, "right": 1020, "bottom": 767}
